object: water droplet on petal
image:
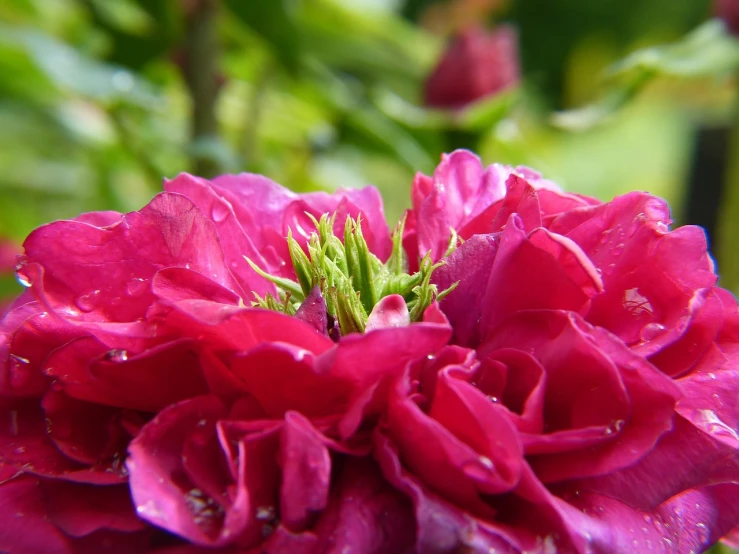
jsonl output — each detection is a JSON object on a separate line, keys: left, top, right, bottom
{"left": 13, "top": 446, "right": 26, "bottom": 454}
{"left": 462, "top": 456, "right": 495, "bottom": 481}
{"left": 104, "top": 349, "right": 129, "bottom": 363}
{"left": 695, "top": 522, "right": 710, "bottom": 543}
{"left": 211, "top": 203, "right": 229, "bottom": 223}
{"left": 640, "top": 322, "right": 666, "bottom": 341}
{"left": 612, "top": 242, "right": 625, "bottom": 257}
{"left": 696, "top": 410, "right": 739, "bottom": 443}
{"left": 16, "top": 273, "right": 31, "bottom": 287}
{"left": 126, "top": 278, "right": 148, "bottom": 297}
{"left": 256, "top": 506, "right": 276, "bottom": 521}
{"left": 75, "top": 290, "right": 101, "bottom": 313}
{"left": 9, "top": 355, "right": 31, "bottom": 389}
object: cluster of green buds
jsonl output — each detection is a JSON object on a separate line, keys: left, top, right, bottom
{"left": 246, "top": 214, "right": 458, "bottom": 336}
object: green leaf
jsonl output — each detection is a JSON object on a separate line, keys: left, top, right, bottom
{"left": 552, "top": 20, "right": 739, "bottom": 131}
{"left": 287, "top": 229, "right": 314, "bottom": 296}
{"left": 224, "top": 0, "right": 301, "bottom": 72}
{"left": 610, "top": 20, "right": 739, "bottom": 78}
{"left": 373, "top": 86, "right": 519, "bottom": 132}
{"left": 456, "top": 88, "right": 521, "bottom": 132}
{"left": 550, "top": 70, "right": 654, "bottom": 131}
{"left": 0, "top": 24, "right": 159, "bottom": 106}
{"left": 244, "top": 256, "right": 305, "bottom": 301}
{"left": 343, "top": 217, "right": 376, "bottom": 314}
{"left": 347, "top": 107, "right": 435, "bottom": 172}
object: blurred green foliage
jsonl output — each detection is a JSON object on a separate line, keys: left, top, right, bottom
{"left": 0, "top": 0, "right": 737, "bottom": 293}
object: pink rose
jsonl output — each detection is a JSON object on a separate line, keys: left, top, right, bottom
{"left": 0, "top": 175, "right": 410, "bottom": 552}
{"left": 424, "top": 26, "right": 519, "bottom": 109}
{"left": 1, "top": 151, "right": 738, "bottom": 553}
{"left": 398, "top": 150, "right": 739, "bottom": 551}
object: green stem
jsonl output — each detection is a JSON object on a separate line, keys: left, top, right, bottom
{"left": 716, "top": 89, "right": 739, "bottom": 297}
{"left": 241, "top": 58, "right": 271, "bottom": 168}
{"left": 182, "top": 0, "right": 222, "bottom": 177}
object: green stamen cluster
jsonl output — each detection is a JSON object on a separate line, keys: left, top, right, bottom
{"left": 246, "top": 214, "right": 458, "bottom": 335}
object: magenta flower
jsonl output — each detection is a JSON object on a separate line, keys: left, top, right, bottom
{"left": 1, "top": 151, "right": 738, "bottom": 553}
{"left": 424, "top": 26, "right": 519, "bottom": 110}
{"left": 717, "top": 0, "right": 739, "bottom": 35}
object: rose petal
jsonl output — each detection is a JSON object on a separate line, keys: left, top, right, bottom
{"left": 0, "top": 476, "right": 72, "bottom": 554}
{"left": 40, "top": 480, "right": 145, "bottom": 536}
{"left": 365, "top": 294, "right": 411, "bottom": 331}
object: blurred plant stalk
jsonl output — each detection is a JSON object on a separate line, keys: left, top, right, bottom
{"left": 182, "top": 0, "right": 223, "bottom": 177}
{"left": 717, "top": 92, "right": 739, "bottom": 296}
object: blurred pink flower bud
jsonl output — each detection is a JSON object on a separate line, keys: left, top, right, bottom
{"left": 424, "top": 25, "right": 519, "bottom": 109}
{"left": 716, "top": 0, "right": 739, "bottom": 35}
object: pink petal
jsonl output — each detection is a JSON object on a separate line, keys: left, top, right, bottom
{"left": 365, "top": 294, "right": 410, "bottom": 331}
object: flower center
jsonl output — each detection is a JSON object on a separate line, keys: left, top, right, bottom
{"left": 246, "top": 213, "right": 457, "bottom": 337}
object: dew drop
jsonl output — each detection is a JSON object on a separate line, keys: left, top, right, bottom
{"left": 256, "top": 506, "right": 276, "bottom": 521}
{"left": 13, "top": 446, "right": 26, "bottom": 454}
{"left": 104, "top": 349, "right": 129, "bottom": 363}
{"left": 462, "top": 456, "right": 495, "bottom": 480}
{"left": 640, "top": 322, "right": 666, "bottom": 342}
{"left": 487, "top": 395, "right": 499, "bottom": 403}
{"left": 126, "top": 278, "right": 148, "bottom": 297}
{"left": 9, "top": 355, "right": 31, "bottom": 389}
{"left": 612, "top": 242, "right": 625, "bottom": 257}
{"left": 16, "top": 273, "right": 31, "bottom": 288}
{"left": 695, "top": 522, "right": 710, "bottom": 543}
{"left": 211, "top": 203, "right": 229, "bottom": 223}
{"left": 696, "top": 410, "right": 739, "bottom": 443}
{"left": 75, "top": 290, "right": 101, "bottom": 313}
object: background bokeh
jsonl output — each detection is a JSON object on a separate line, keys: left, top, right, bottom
{"left": 0, "top": 2, "right": 738, "bottom": 548}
